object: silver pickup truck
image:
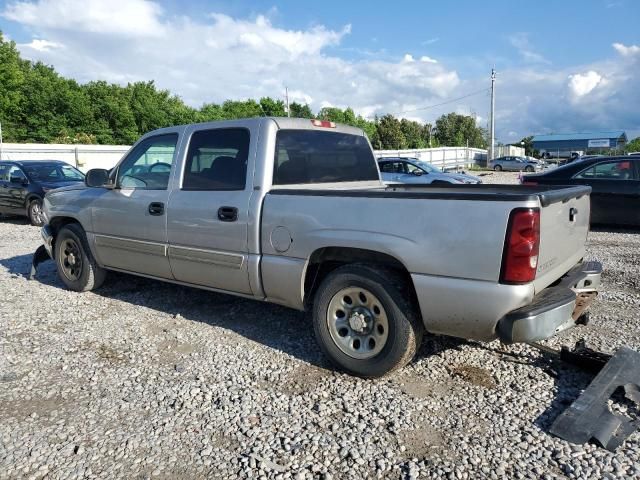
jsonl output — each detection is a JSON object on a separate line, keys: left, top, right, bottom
{"left": 36, "top": 117, "right": 601, "bottom": 378}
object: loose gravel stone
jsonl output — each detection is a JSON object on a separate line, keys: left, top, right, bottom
{"left": 0, "top": 200, "right": 639, "bottom": 478}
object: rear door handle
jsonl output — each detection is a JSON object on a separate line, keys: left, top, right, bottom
{"left": 218, "top": 206, "right": 238, "bottom": 222}
{"left": 148, "top": 202, "right": 164, "bottom": 216}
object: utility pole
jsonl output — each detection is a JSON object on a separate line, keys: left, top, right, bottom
{"left": 285, "top": 87, "right": 290, "bottom": 117}
{"left": 0, "top": 121, "right": 3, "bottom": 161}
{"left": 490, "top": 68, "right": 496, "bottom": 163}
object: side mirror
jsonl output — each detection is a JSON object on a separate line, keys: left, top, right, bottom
{"left": 412, "top": 170, "right": 424, "bottom": 176}
{"left": 85, "top": 168, "right": 111, "bottom": 188}
{"left": 10, "top": 176, "right": 27, "bottom": 185}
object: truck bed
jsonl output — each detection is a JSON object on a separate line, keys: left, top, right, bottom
{"left": 270, "top": 183, "right": 591, "bottom": 208}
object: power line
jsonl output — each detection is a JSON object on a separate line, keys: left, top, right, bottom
{"left": 392, "top": 87, "right": 491, "bottom": 116}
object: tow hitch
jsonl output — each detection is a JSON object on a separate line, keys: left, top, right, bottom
{"left": 530, "top": 340, "right": 640, "bottom": 451}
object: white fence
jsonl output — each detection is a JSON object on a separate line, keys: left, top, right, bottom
{"left": 375, "top": 147, "right": 488, "bottom": 170}
{"left": 0, "top": 142, "right": 527, "bottom": 173}
{"left": 0, "top": 143, "right": 130, "bottom": 172}
{"left": 375, "top": 145, "right": 526, "bottom": 169}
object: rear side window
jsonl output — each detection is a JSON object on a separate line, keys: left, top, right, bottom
{"left": 574, "top": 160, "right": 637, "bottom": 181}
{"left": 273, "top": 130, "right": 379, "bottom": 185}
{"left": 182, "top": 128, "right": 249, "bottom": 191}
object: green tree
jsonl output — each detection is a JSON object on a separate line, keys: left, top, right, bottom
{"left": 289, "top": 102, "right": 313, "bottom": 118}
{"left": 84, "top": 81, "right": 138, "bottom": 144}
{"left": 376, "top": 114, "right": 406, "bottom": 149}
{"left": 517, "top": 136, "right": 538, "bottom": 157}
{"left": 624, "top": 137, "right": 640, "bottom": 153}
{"left": 259, "top": 97, "right": 286, "bottom": 116}
{"left": 220, "top": 99, "right": 263, "bottom": 119}
{"left": 0, "top": 33, "right": 29, "bottom": 142}
{"left": 400, "top": 119, "right": 427, "bottom": 148}
{"left": 434, "top": 113, "right": 486, "bottom": 148}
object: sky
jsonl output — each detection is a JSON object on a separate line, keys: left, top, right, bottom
{"left": 1, "top": 0, "right": 639, "bottom": 142}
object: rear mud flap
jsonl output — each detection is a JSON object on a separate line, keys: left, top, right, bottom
{"left": 550, "top": 346, "right": 640, "bottom": 451}
{"left": 30, "top": 245, "right": 51, "bottom": 280}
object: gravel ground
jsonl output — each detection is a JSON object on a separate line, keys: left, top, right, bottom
{"left": 1, "top": 208, "right": 639, "bottom": 479}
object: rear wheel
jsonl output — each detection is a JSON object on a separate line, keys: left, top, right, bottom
{"left": 493, "top": 165, "right": 502, "bottom": 171}
{"left": 312, "top": 264, "right": 423, "bottom": 378}
{"left": 28, "top": 198, "right": 45, "bottom": 226}
{"left": 55, "top": 223, "right": 106, "bottom": 292}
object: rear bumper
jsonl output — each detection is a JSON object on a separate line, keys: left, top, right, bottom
{"left": 497, "top": 261, "right": 602, "bottom": 343}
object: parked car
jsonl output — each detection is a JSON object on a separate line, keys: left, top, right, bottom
{"left": 522, "top": 156, "right": 639, "bottom": 226}
{"left": 0, "top": 160, "right": 85, "bottom": 226}
{"left": 540, "top": 150, "right": 584, "bottom": 160}
{"left": 35, "top": 117, "right": 601, "bottom": 378}
{"left": 377, "top": 157, "right": 482, "bottom": 184}
{"left": 489, "top": 156, "right": 543, "bottom": 172}
{"left": 563, "top": 155, "right": 603, "bottom": 165}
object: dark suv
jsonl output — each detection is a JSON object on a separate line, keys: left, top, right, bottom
{"left": 0, "top": 160, "right": 85, "bottom": 226}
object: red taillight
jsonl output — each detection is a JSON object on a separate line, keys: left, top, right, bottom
{"left": 500, "top": 208, "right": 540, "bottom": 284}
{"left": 311, "top": 119, "right": 336, "bottom": 128}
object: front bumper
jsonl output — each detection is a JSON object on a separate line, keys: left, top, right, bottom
{"left": 497, "top": 261, "right": 602, "bottom": 344}
{"left": 41, "top": 224, "right": 54, "bottom": 258}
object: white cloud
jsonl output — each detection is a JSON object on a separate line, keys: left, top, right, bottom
{"left": 2, "top": 1, "right": 458, "bottom": 115}
{"left": 508, "top": 32, "right": 549, "bottom": 64}
{"left": 568, "top": 70, "right": 603, "bottom": 97}
{"left": 421, "top": 37, "right": 439, "bottom": 46}
{"left": 420, "top": 56, "right": 438, "bottom": 64}
{"left": 4, "top": 0, "right": 166, "bottom": 37}
{"left": 612, "top": 42, "right": 640, "bottom": 56}
{"left": 2, "top": 1, "right": 639, "bottom": 142}
{"left": 19, "top": 38, "right": 63, "bottom": 51}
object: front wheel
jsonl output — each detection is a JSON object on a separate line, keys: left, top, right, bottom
{"left": 28, "top": 198, "right": 45, "bottom": 226}
{"left": 55, "top": 223, "right": 106, "bottom": 292}
{"left": 493, "top": 165, "right": 502, "bottom": 171}
{"left": 312, "top": 264, "right": 423, "bottom": 378}
{"left": 524, "top": 165, "right": 534, "bottom": 172}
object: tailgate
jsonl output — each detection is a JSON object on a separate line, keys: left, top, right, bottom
{"left": 534, "top": 187, "right": 591, "bottom": 292}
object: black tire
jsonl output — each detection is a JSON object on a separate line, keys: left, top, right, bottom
{"left": 493, "top": 165, "right": 502, "bottom": 172}
{"left": 525, "top": 166, "right": 534, "bottom": 172}
{"left": 312, "top": 264, "right": 423, "bottom": 378}
{"left": 28, "top": 198, "right": 45, "bottom": 226}
{"left": 55, "top": 223, "right": 106, "bottom": 292}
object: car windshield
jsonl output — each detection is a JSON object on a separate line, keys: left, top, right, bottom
{"left": 415, "top": 161, "right": 439, "bottom": 173}
{"left": 23, "top": 164, "right": 85, "bottom": 181}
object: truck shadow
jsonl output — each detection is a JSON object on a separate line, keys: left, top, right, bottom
{"left": 533, "top": 363, "right": 593, "bottom": 433}
{"left": 6, "top": 254, "right": 460, "bottom": 372}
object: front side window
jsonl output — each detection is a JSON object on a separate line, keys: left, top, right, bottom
{"left": 7, "top": 166, "right": 27, "bottom": 183}
{"left": 406, "top": 162, "right": 428, "bottom": 174}
{"left": 117, "top": 134, "right": 178, "bottom": 190}
{"left": 273, "top": 130, "right": 378, "bottom": 185}
{"left": 182, "top": 128, "right": 250, "bottom": 191}
{"left": 574, "top": 160, "right": 637, "bottom": 181}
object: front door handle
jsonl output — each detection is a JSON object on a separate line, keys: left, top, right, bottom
{"left": 218, "top": 206, "right": 238, "bottom": 222}
{"left": 148, "top": 202, "right": 164, "bottom": 216}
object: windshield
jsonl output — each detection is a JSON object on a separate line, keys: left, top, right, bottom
{"left": 415, "top": 161, "right": 439, "bottom": 173}
{"left": 23, "top": 164, "right": 85, "bottom": 182}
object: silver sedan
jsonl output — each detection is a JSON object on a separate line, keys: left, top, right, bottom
{"left": 378, "top": 157, "right": 482, "bottom": 184}
{"left": 488, "top": 156, "right": 543, "bottom": 172}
